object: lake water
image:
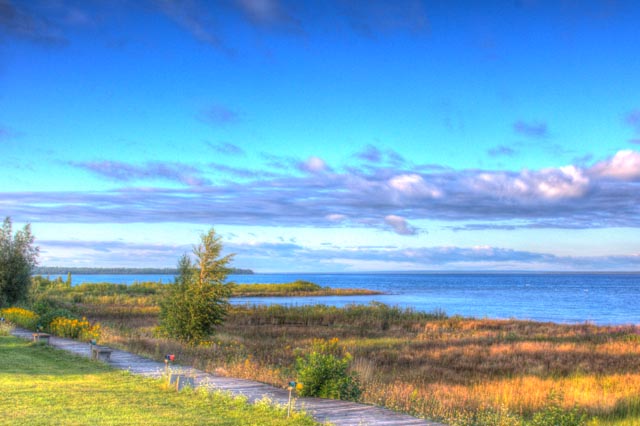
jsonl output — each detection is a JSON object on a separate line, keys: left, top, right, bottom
{"left": 45, "top": 272, "right": 640, "bottom": 325}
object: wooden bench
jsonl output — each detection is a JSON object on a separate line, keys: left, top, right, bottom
{"left": 91, "top": 345, "right": 113, "bottom": 361}
{"left": 32, "top": 333, "right": 51, "bottom": 344}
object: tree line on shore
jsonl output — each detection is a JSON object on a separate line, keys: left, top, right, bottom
{"left": 33, "top": 266, "right": 253, "bottom": 275}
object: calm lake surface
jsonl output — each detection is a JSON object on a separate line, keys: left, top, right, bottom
{"left": 48, "top": 272, "right": 640, "bottom": 325}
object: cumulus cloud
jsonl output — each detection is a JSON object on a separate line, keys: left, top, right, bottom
{"left": 470, "top": 165, "right": 590, "bottom": 200}
{"left": 384, "top": 215, "right": 418, "bottom": 235}
{"left": 590, "top": 150, "right": 640, "bottom": 181}
{"left": 513, "top": 120, "right": 548, "bottom": 138}
{"left": 388, "top": 174, "right": 443, "bottom": 199}
{"left": 5, "top": 150, "right": 640, "bottom": 233}
{"left": 70, "top": 160, "right": 210, "bottom": 186}
{"left": 298, "top": 156, "right": 329, "bottom": 174}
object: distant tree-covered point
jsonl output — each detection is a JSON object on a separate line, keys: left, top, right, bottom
{"left": 33, "top": 266, "right": 253, "bottom": 275}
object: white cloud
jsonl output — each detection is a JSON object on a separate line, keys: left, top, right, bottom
{"left": 471, "top": 165, "right": 590, "bottom": 200}
{"left": 300, "top": 156, "right": 328, "bottom": 173}
{"left": 590, "top": 150, "right": 640, "bottom": 180}
{"left": 388, "top": 174, "right": 442, "bottom": 198}
{"left": 384, "top": 214, "right": 418, "bottom": 235}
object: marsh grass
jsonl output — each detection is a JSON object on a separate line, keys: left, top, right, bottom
{"left": 0, "top": 335, "right": 318, "bottom": 425}
{"left": 32, "top": 283, "right": 640, "bottom": 426}
{"left": 233, "top": 280, "right": 381, "bottom": 296}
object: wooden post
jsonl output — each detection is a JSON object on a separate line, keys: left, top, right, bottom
{"left": 287, "top": 381, "right": 296, "bottom": 418}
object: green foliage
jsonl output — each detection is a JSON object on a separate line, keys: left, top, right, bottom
{"left": 0, "top": 217, "right": 39, "bottom": 307}
{"left": 233, "top": 280, "right": 380, "bottom": 297}
{"left": 234, "top": 280, "right": 322, "bottom": 296}
{"left": 159, "top": 228, "right": 234, "bottom": 345}
{"left": 529, "top": 393, "right": 587, "bottom": 426}
{"left": 296, "top": 338, "right": 362, "bottom": 401}
{"left": 37, "top": 307, "right": 77, "bottom": 331}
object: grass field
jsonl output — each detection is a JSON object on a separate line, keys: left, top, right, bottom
{"left": 0, "top": 334, "right": 318, "bottom": 426}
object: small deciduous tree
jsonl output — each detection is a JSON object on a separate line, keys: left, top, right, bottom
{"left": 0, "top": 217, "right": 39, "bottom": 307}
{"left": 159, "top": 228, "right": 234, "bottom": 345}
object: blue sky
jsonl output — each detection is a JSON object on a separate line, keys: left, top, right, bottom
{"left": 2, "top": 0, "right": 640, "bottom": 272}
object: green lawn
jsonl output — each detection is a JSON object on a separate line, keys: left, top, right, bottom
{"left": 0, "top": 335, "right": 319, "bottom": 426}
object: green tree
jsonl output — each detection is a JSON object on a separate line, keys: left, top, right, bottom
{"left": 159, "top": 228, "right": 234, "bottom": 344}
{"left": 0, "top": 217, "right": 39, "bottom": 307}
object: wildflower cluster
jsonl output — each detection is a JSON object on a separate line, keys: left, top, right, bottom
{"left": 0, "top": 307, "right": 39, "bottom": 329}
{"left": 49, "top": 316, "right": 101, "bottom": 342}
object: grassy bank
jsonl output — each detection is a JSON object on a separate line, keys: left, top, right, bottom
{"left": 0, "top": 334, "right": 317, "bottom": 426}
{"left": 26, "top": 280, "right": 640, "bottom": 425}
{"left": 32, "top": 278, "right": 379, "bottom": 307}
{"left": 233, "top": 280, "right": 381, "bottom": 297}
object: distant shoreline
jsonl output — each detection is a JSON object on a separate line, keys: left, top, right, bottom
{"left": 33, "top": 268, "right": 640, "bottom": 275}
{"left": 33, "top": 267, "right": 254, "bottom": 275}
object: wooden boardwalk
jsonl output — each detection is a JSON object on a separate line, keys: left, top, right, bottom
{"left": 11, "top": 328, "right": 445, "bottom": 426}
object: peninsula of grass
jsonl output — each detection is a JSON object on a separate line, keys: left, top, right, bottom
{"left": 33, "top": 278, "right": 380, "bottom": 305}
{"left": 0, "top": 335, "right": 317, "bottom": 426}
{"left": 232, "top": 280, "right": 381, "bottom": 297}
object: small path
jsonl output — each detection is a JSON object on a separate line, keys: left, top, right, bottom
{"left": 11, "top": 328, "right": 445, "bottom": 426}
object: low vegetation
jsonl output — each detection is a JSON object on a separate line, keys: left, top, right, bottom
{"left": 233, "top": 280, "right": 381, "bottom": 297}
{"left": 15, "top": 278, "right": 640, "bottom": 426}
{"left": 4, "top": 224, "right": 638, "bottom": 424}
{"left": 0, "top": 335, "right": 317, "bottom": 425}
{"left": 30, "top": 276, "right": 379, "bottom": 306}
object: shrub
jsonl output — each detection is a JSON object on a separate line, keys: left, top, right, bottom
{"left": 529, "top": 393, "right": 587, "bottom": 426}
{"left": 0, "top": 307, "right": 39, "bottom": 329}
{"left": 39, "top": 308, "right": 77, "bottom": 331}
{"left": 49, "top": 316, "right": 101, "bottom": 342}
{"left": 296, "top": 338, "right": 362, "bottom": 401}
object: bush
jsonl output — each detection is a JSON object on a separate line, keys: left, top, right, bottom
{"left": 296, "top": 338, "right": 362, "bottom": 401}
{"left": 49, "top": 317, "right": 101, "bottom": 342}
{"left": 529, "top": 393, "right": 587, "bottom": 426}
{"left": 0, "top": 307, "right": 39, "bottom": 329}
{"left": 39, "top": 308, "right": 77, "bottom": 331}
